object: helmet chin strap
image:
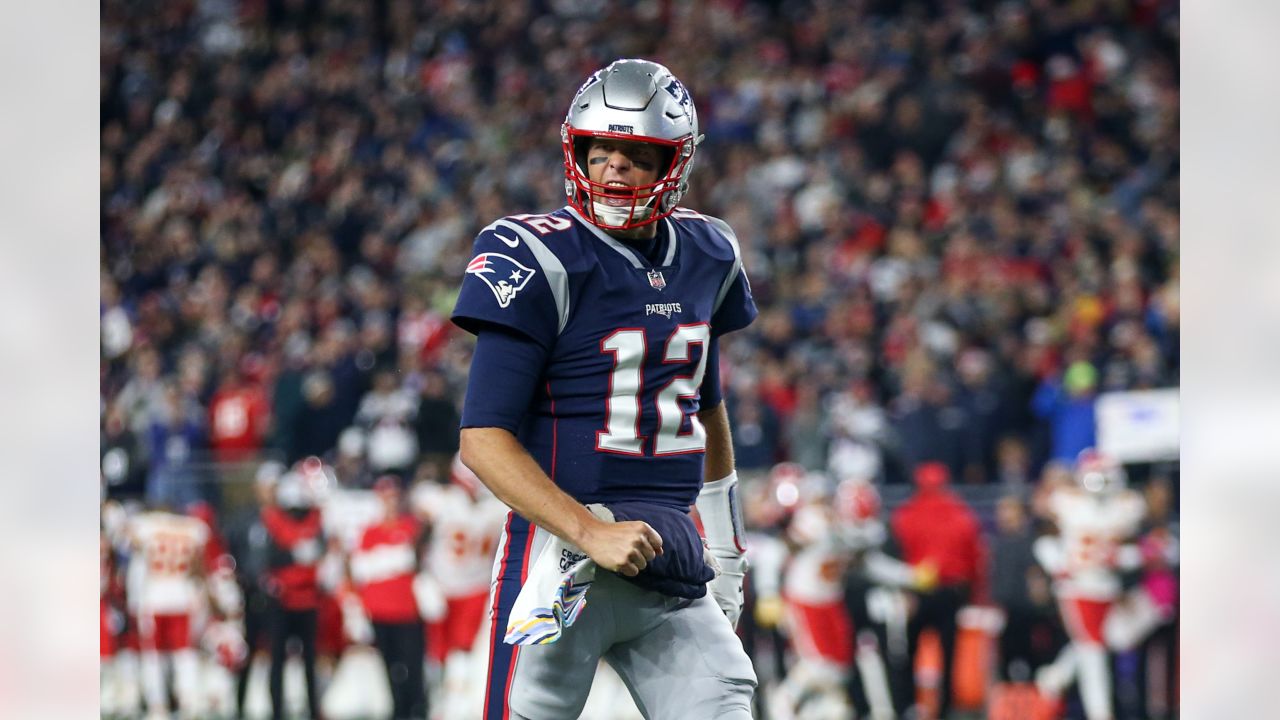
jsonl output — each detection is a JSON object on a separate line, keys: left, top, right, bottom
{"left": 590, "top": 194, "right": 657, "bottom": 228}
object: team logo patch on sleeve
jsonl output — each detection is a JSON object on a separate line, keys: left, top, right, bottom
{"left": 466, "top": 253, "right": 537, "bottom": 308}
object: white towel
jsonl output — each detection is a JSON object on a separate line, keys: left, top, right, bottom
{"left": 503, "top": 504, "right": 613, "bottom": 646}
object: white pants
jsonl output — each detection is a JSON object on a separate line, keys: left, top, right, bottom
{"left": 503, "top": 571, "right": 756, "bottom": 719}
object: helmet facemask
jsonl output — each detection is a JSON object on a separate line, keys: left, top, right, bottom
{"left": 1074, "top": 449, "right": 1128, "bottom": 494}
{"left": 563, "top": 126, "right": 694, "bottom": 231}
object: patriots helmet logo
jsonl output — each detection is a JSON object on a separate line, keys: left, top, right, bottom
{"left": 466, "top": 253, "right": 537, "bottom": 308}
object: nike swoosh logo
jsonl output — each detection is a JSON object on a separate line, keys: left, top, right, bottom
{"left": 496, "top": 233, "right": 519, "bottom": 248}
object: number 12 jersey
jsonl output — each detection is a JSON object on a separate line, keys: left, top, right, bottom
{"left": 451, "top": 205, "right": 757, "bottom": 509}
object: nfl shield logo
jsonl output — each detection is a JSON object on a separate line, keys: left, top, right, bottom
{"left": 647, "top": 269, "right": 666, "bottom": 291}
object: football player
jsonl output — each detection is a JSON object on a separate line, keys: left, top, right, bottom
{"left": 412, "top": 454, "right": 509, "bottom": 718}
{"left": 126, "top": 503, "right": 212, "bottom": 720}
{"left": 1034, "top": 449, "right": 1147, "bottom": 720}
{"left": 351, "top": 475, "right": 430, "bottom": 720}
{"left": 452, "top": 59, "right": 759, "bottom": 719}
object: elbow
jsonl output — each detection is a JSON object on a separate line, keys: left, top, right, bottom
{"left": 459, "top": 426, "right": 513, "bottom": 476}
{"left": 459, "top": 428, "right": 484, "bottom": 476}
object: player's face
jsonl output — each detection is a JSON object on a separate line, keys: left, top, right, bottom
{"left": 586, "top": 138, "right": 663, "bottom": 204}
{"left": 378, "top": 487, "right": 401, "bottom": 517}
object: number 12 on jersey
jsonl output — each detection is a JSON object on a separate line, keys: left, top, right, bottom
{"left": 597, "top": 323, "right": 710, "bottom": 456}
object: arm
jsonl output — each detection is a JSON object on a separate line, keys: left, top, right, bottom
{"left": 459, "top": 427, "right": 662, "bottom": 576}
{"left": 457, "top": 327, "right": 662, "bottom": 577}
{"left": 699, "top": 400, "right": 736, "bottom": 484}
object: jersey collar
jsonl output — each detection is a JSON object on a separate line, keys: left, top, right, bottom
{"left": 565, "top": 206, "right": 679, "bottom": 269}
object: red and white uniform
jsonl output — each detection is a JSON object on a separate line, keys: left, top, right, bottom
{"left": 351, "top": 516, "right": 422, "bottom": 623}
{"left": 128, "top": 511, "right": 210, "bottom": 719}
{"left": 1039, "top": 486, "right": 1146, "bottom": 643}
{"left": 783, "top": 506, "right": 855, "bottom": 669}
{"left": 130, "top": 511, "right": 209, "bottom": 651}
{"left": 413, "top": 482, "right": 508, "bottom": 660}
{"left": 1035, "top": 479, "right": 1146, "bottom": 720}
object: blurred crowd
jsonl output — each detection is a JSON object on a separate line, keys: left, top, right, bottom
{"left": 101, "top": 0, "right": 1180, "bottom": 718}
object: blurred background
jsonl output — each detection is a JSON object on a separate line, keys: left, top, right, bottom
{"left": 99, "top": 1, "right": 1179, "bottom": 718}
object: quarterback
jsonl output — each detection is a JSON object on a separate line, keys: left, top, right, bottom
{"left": 452, "top": 59, "right": 759, "bottom": 719}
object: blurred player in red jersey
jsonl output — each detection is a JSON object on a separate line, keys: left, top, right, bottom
{"left": 770, "top": 473, "right": 929, "bottom": 720}
{"left": 126, "top": 503, "right": 211, "bottom": 720}
{"left": 889, "top": 462, "right": 987, "bottom": 720}
{"left": 261, "top": 464, "right": 326, "bottom": 720}
{"left": 1034, "top": 450, "right": 1147, "bottom": 720}
{"left": 101, "top": 500, "right": 144, "bottom": 717}
{"left": 351, "top": 474, "right": 430, "bottom": 720}
{"left": 412, "top": 453, "right": 509, "bottom": 717}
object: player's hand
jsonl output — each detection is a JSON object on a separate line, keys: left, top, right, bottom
{"left": 912, "top": 561, "right": 939, "bottom": 592}
{"left": 754, "top": 594, "right": 784, "bottom": 629}
{"left": 581, "top": 519, "right": 663, "bottom": 577}
{"left": 708, "top": 552, "right": 748, "bottom": 628}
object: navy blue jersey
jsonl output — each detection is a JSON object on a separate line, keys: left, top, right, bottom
{"left": 452, "top": 206, "right": 757, "bottom": 509}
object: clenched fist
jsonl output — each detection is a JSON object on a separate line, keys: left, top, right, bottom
{"left": 581, "top": 519, "right": 664, "bottom": 577}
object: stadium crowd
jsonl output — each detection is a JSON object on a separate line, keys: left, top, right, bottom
{"left": 101, "top": 0, "right": 1179, "bottom": 718}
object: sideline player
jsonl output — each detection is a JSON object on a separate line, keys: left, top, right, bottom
{"left": 1034, "top": 450, "right": 1146, "bottom": 720}
{"left": 126, "top": 504, "right": 211, "bottom": 720}
{"left": 412, "top": 454, "right": 509, "bottom": 717}
{"left": 452, "top": 59, "right": 759, "bottom": 719}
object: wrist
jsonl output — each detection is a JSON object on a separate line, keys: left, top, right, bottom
{"left": 564, "top": 503, "right": 613, "bottom": 551}
{"left": 696, "top": 471, "right": 747, "bottom": 555}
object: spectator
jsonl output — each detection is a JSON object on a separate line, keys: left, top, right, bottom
{"left": 955, "top": 348, "right": 1004, "bottom": 482}
{"left": 729, "top": 389, "right": 781, "bottom": 472}
{"left": 356, "top": 368, "right": 419, "bottom": 476}
{"left": 269, "top": 342, "right": 311, "bottom": 463}
{"left": 992, "top": 436, "right": 1034, "bottom": 488}
{"left": 889, "top": 359, "right": 978, "bottom": 484}
{"left": 413, "top": 369, "right": 461, "bottom": 482}
{"left": 101, "top": 404, "right": 148, "bottom": 499}
{"left": 113, "top": 346, "right": 167, "bottom": 441}
{"left": 890, "top": 462, "right": 987, "bottom": 720}
{"left": 333, "top": 426, "right": 375, "bottom": 489}
{"left": 784, "top": 380, "right": 828, "bottom": 471}
{"left": 290, "top": 371, "right": 346, "bottom": 463}
{"left": 207, "top": 361, "right": 272, "bottom": 462}
{"left": 144, "top": 382, "right": 206, "bottom": 510}
{"left": 1032, "top": 360, "right": 1100, "bottom": 463}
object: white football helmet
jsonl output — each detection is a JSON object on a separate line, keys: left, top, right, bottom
{"left": 562, "top": 58, "right": 703, "bottom": 230}
{"left": 1074, "top": 448, "right": 1127, "bottom": 494}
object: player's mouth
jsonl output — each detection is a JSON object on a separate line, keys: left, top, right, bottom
{"left": 599, "top": 181, "right": 633, "bottom": 206}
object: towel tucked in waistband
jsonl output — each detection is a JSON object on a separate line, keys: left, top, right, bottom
{"left": 502, "top": 502, "right": 716, "bottom": 646}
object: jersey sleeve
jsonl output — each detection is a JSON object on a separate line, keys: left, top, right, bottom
{"left": 711, "top": 267, "right": 757, "bottom": 336}
{"left": 450, "top": 223, "right": 569, "bottom": 350}
{"left": 704, "top": 216, "right": 758, "bottom": 337}
{"left": 460, "top": 326, "right": 550, "bottom": 433}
